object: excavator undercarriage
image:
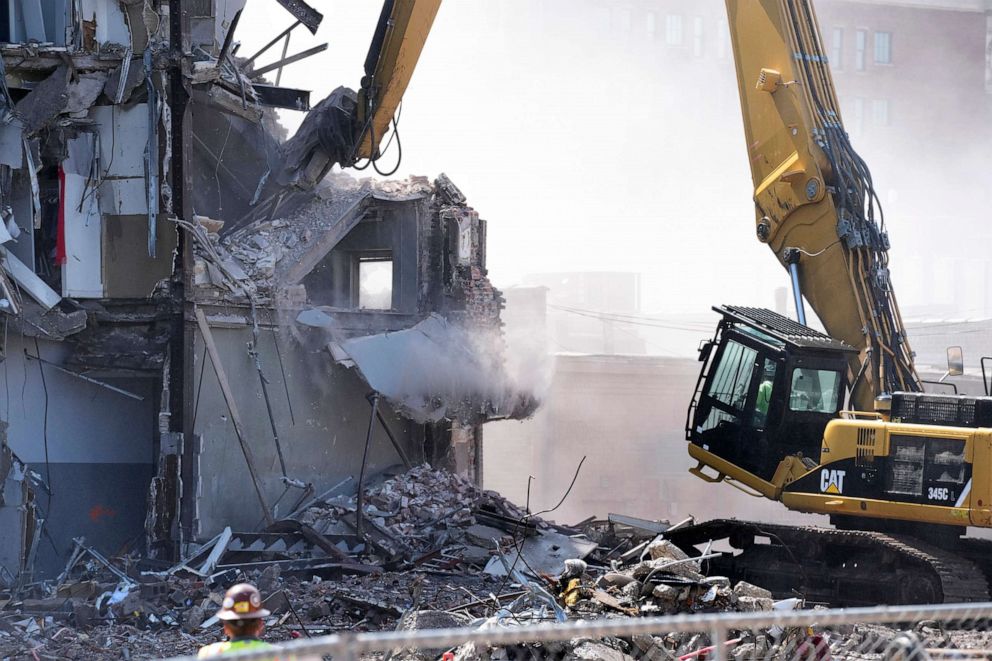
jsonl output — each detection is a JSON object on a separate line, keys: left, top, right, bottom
{"left": 664, "top": 520, "right": 992, "bottom": 606}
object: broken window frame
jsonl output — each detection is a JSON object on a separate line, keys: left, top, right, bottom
{"left": 3, "top": 0, "right": 71, "bottom": 47}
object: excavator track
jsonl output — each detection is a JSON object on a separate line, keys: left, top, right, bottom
{"left": 953, "top": 537, "right": 992, "bottom": 598}
{"left": 664, "top": 520, "right": 990, "bottom": 606}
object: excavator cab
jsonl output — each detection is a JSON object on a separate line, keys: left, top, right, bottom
{"left": 686, "top": 306, "right": 857, "bottom": 483}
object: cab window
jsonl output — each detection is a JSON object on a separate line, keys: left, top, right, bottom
{"left": 708, "top": 340, "right": 758, "bottom": 410}
{"left": 788, "top": 368, "right": 842, "bottom": 413}
{"left": 699, "top": 340, "right": 759, "bottom": 432}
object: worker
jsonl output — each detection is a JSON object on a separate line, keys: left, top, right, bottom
{"left": 198, "top": 583, "right": 273, "bottom": 658}
{"left": 754, "top": 361, "right": 776, "bottom": 425}
{"left": 756, "top": 378, "right": 773, "bottom": 415}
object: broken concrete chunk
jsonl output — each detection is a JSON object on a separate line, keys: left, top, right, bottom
{"left": 463, "top": 523, "right": 505, "bottom": 548}
{"left": 597, "top": 572, "right": 636, "bottom": 589}
{"left": 733, "top": 580, "right": 773, "bottom": 600}
{"left": 650, "top": 583, "right": 679, "bottom": 605}
{"left": 647, "top": 538, "right": 695, "bottom": 565}
{"left": 296, "top": 308, "right": 336, "bottom": 329}
{"left": 104, "top": 58, "right": 146, "bottom": 104}
{"left": 434, "top": 172, "right": 466, "bottom": 205}
{"left": 65, "top": 73, "right": 109, "bottom": 115}
{"left": 193, "top": 215, "right": 225, "bottom": 234}
{"left": 731, "top": 642, "right": 758, "bottom": 660}
{"left": 676, "top": 633, "right": 712, "bottom": 659}
{"left": 15, "top": 65, "right": 71, "bottom": 134}
{"left": 735, "top": 596, "right": 774, "bottom": 612}
{"left": 702, "top": 575, "right": 731, "bottom": 589}
{"left": 619, "top": 580, "right": 642, "bottom": 602}
{"left": 630, "top": 557, "right": 704, "bottom": 582}
{"left": 257, "top": 564, "right": 281, "bottom": 594}
{"left": 569, "top": 641, "right": 636, "bottom": 661}
{"left": 182, "top": 605, "right": 206, "bottom": 633}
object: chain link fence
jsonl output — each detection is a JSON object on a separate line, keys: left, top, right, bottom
{"left": 162, "top": 601, "right": 992, "bottom": 661}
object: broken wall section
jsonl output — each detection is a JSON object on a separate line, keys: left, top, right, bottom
{"left": 0, "top": 334, "right": 156, "bottom": 582}
{"left": 189, "top": 308, "right": 429, "bottom": 538}
{"left": 186, "top": 174, "right": 533, "bottom": 540}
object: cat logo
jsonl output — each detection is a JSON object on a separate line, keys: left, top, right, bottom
{"left": 820, "top": 469, "right": 846, "bottom": 494}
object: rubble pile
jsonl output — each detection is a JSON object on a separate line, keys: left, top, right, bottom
{"left": 297, "top": 464, "right": 540, "bottom": 562}
{"left": 1, "top": 465, "right": 984, "bottom": 660}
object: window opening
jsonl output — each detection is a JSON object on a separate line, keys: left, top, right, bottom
{"left": 357, "top": 255, "right": 393, "bottom": 310}
{"left": 700, "top": 340, "right": 758, "bottom": 432}
{"left": 850, "top": 96, "right": 865, "bottom": 137}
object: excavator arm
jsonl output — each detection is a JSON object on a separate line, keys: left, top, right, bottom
{"left": 352, "top": 0, "right": 443, "bottom": 166}
{"left": 260, "top": 0, "right": 442, "bottom": 213}
{"left": 725, "top": 0, "right": 920, "bottom": 409}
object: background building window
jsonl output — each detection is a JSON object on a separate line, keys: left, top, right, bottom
{"left": 665, "top": 14, "right": 683, "bottom": 46}
{"left": 618, "top": 8, "right": 631, "bottom": 32}
{"left": 831, "top": 27, "right": 843, "bottom": 70}
{"left": 646, "top": 11, "right": 656, "bottom": 38}
{"left": 851, "top": 97, "right": 865, "bottom": 136}
{"left": 855, "top": 29, "right": 867, "bottom": 71}
{"left": 716, "top": 18, "right": 729, "bottom": 59}
{"left": 874, "top": 31, "right": 892, "bottom": 64}
{"left": 872, "top": 98, "right": 890, "bottom": 126}
{"left": 692, "top": 16, "right": 704, "bottom": 57}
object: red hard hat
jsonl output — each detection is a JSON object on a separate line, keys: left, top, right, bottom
{"left": 216, "top": 583, "right": 270, "bottom": 621}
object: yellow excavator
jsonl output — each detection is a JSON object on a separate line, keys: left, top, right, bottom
{"left": 669, "top": 0, "right": 992, "bottom": 605}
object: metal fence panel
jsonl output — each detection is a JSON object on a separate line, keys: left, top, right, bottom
{"left": 160, "top": 601, "right": 992, "bottom": 660}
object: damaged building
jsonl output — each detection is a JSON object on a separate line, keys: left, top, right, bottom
{"left": 0, "top": 0, "right": 533, "bottom": 586}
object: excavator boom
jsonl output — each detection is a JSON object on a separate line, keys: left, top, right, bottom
{"left": 353, "top": 0, "right": 443, "bottom": 164}
{"left": 726, "top": 0, "right": 919, "bottom": 408}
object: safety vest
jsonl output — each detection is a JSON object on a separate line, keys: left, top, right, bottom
{"left": 197, "top": 638, "right": 273, "bottom": 658}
